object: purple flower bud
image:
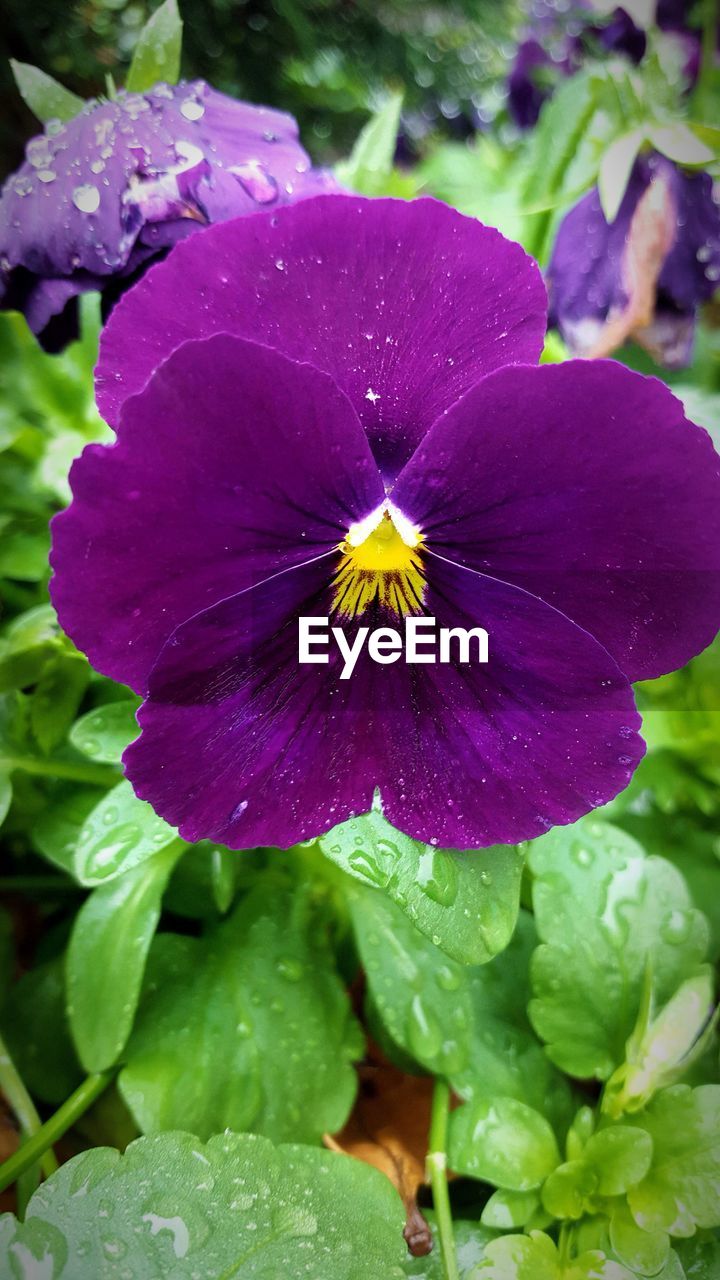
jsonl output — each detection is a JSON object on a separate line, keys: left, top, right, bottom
{"left": 0, "top": 79, "right": 336, "bottom": 349}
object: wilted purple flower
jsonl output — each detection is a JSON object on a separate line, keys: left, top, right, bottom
{"left": 0, "top": 79, "right": 334, "bottom": 349}
{"left": 51, "top": 196, "right": 720, "bottom": 850}
{"left": 548, "top": 152, "right": 720, "bottom": 367}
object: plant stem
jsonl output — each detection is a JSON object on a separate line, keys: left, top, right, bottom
{"left": 427, "top": 1079, "right": 459, "bottom": 1280}
{"left": 0, "top": 1032, "right": 58, "bottom": 1182}
{"left": 0, "top": 755, "right": 118, "bottom": 788}
{"left": 0, "top": 1071, "right": 114, "bottom": 1194}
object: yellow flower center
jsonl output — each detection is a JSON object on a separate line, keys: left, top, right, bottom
{"left": 332, "top": 507, "right": 426, "bottom": 620}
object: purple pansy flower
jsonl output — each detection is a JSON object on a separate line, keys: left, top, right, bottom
{"left": 0, "top": 79, "right": 334, "bottom": 349}
{"left": 51, "top": 196, "right": 720, "bottom": 851}
{"left": 548, "top": 152, "right": 720, "bottom": 367}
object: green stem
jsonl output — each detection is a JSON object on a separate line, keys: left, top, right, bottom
{"left": 0, "top": 1032, "right": 58, "bottom": 1182}
{"left": 427, "top": 1079, "right": 459, "bottom": 1280}
{"left": 0, "top": 755, "right": 118, "bottom": 787}
{"left": 0, "top": 1071, "right": 114, "bottom": 1194}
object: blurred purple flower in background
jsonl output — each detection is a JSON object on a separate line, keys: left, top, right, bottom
{"left": 548, "top": 152, "right": 720, "bottom": 366}
{"left": 0, "top": 79, "right": 335, "bottom": 349}
{"left": 508, "top": 1, "right": 646, "bottom": 128}
{"left": 51, "top": 196, "right": 720, "bottom": 851}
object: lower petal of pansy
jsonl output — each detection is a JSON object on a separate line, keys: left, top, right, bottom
{"left": 392, "top": 360, "right": 720, "bottom": 683}
{"left": 124, "top": 551, "right": 642, "bottom": 850}
{"left": 50, "top": 333, "right": 384, "bottom": 694}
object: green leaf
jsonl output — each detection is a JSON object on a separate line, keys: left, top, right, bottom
{"left": 32, "top": 788, "right": 101, "bottom": 875}
{"left": 74, "top": 779, "right": 179, "bottom": 885}
{"left": 449, "top": 1096, "right": 560, "bottom": 1191}
{"left": 321, "top": 811, "right": 523, "bottom": 963}
{"left": 66, "top": 842, "right": 184, "bottom": 1072}
{"left": 69, "top": 700, "right": 140, "bottom": 764}
{"left": 1, "top": 958, "right": 82, "bottom": 1104}
{"left": 625, "top": 1085, "right": 720, "bottom": 1236}
{"left": 120, "top": 882, "right": 362, "bottom": 1143}
{"left": 528, "top": 819, "right": 709, "bottom": 1080}
{"left": 520, "top": 67, "right": 626, "bottom": 262}
{"left": 403, "top": 1217, "right": 495, "bottom": 1276}
{"left": 350, "top": 890, "right": 570, "bottom": 1129}
{"left": 125, "top": 0, "right": 183, "bottom": 93}
{"left": 335, "top": 90, "right": 403, "bottom": 194}
{"left": 474, "top": 1230, "right": 636, "bottom": 1279}
{"left": 0, "top": 1131, "right": 407, "bottom": 1279}
{"left": 29, "top": 653, "right": 89, "bottom": 753}
{"left": 610, "top": 1203, "right": 671, "bottom": 1276}
{"left": 598, "top": 129, "right": 644, "bottom": 222}
{"left": 542, "top": 1126, "right": 653, "bottom": 1221}
{"left": 10, "top": 60, "right": 84, "bottom": 124}
{"left": 481, "top": 1189, "right": 543, "bottom": 1231}
{"left": 0, "top": 773, "right": 11, "bottom": 828}
{"left": 647, "top": 122, "right": 714, "bottom": 166}
{"left": 674, "top": 1234, "right": 720, "bottom": 1279}
{"left": 0, "top": 604, "right": 62, "bottom": 693}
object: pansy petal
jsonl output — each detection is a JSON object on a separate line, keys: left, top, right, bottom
{"left": 125, "top": 552, "right": 641, "bottom": 850}
{"left": 393, "top": 360, "right": 720, "bottom": 682}
{"left": 97, "top": 195, "right": 547, "bottom": 475}
{"left": 50, "top": 333, "right": 383, "bottom": 694}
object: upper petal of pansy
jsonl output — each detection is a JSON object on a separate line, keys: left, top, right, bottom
{"left": 50, "top": 333, "right": 383, "bottom": 695}
{"left": 124, "top": 552, "right": 642, "bottom": 850}
{"left": 96, "top": 195, "right": 547, "bottom": 477}
{"left": 392, "top": 360, "right": 720, "bottom": 683}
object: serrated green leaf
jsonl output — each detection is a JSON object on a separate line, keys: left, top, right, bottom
{"left": 335, "top": 91, "right": 403, "bottom": 194}
{"left": 125, "top": 0, "right": 183, "bottom": 93}
{"left": 67, "top": 841, "right": 185, "bottom": 1072}
{"left": 403, "top": 1216, "right": 495, "bottom": 1277}
{"left": 449, "top": 1095, "right": 560, "bottom": 1191}
{"left": 321, "top": 811, "right": 523, "bottom": 963}
{"left": 10, "top": 60, "right": 84, "bottom": 124}
{"left": 74, "top": 779, "right": 179, "bottom": 885}
{"left": 350, "top": 890, "right": 571, "bottom": 1132}
{"left": 528, "top": 819, "right": 709, "bottom": 1081}
{"left": 0, "top": 1131, "right": 407, "bottom": 1279}
{"left": 120, "top": 882, "right": 361, "bottom": 1143}
{"left": 69, "top": 700, "right": 140, "bottom": 764}
{"left": 625, "top": 1085, "right": 720, "bottom": 1236}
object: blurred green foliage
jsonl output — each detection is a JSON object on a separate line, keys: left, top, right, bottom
{"left": 0, "top": 0, "right": 521, "bottom": 173}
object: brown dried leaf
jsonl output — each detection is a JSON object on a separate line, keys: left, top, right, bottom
{"left": 325, "top": 1055, "right": 434, "bottom": 1257}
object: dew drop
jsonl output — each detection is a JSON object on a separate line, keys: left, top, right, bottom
{"left": 73, "top": 184, "right": 100, "bottom": 213}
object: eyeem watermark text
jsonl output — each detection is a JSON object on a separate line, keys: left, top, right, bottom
{"left": 298, "top": 617, "right": 489, "bottom": 680}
